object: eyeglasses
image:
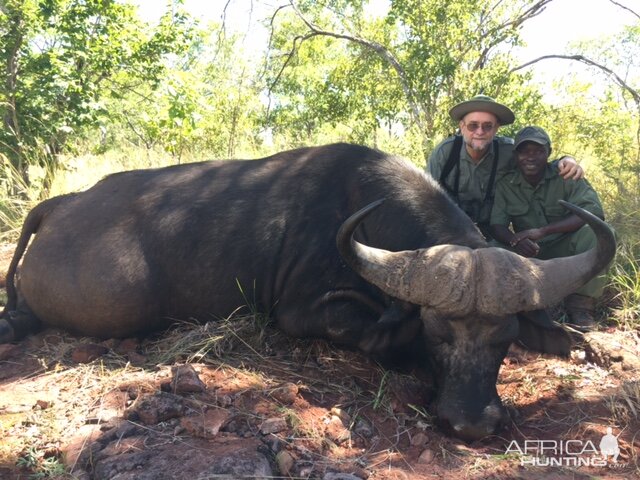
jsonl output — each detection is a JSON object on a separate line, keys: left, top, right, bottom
{"left": 464, "top": 122, "right": 496, "bottom": 133}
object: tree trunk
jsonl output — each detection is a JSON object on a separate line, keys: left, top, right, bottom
{"left": 2, "top": 6, "right": 28, "bottom": 190}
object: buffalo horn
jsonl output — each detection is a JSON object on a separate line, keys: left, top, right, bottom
{"left": 336, "top": 200, "right": 616, "bottom": 316}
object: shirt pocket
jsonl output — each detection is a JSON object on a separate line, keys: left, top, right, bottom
{"left": 505, "top": 203, "right": 530, "bottom": 217}
{"left": 544, "top": 204, "right": 567, "bottom": 223}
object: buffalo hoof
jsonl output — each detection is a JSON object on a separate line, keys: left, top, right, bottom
{"left": 0, "top": 317, "right": 16, "bottom": 344}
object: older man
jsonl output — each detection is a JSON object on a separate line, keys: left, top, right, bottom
{"left": 427, "top": 95, "right": 582, "bottom": 238}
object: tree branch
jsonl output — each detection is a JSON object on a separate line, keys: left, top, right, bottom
{"left": 511, "top": 54, "right": 640, "bottom": 107}
{"left": 608, "top": 0, "right": 640, "bottom": 20}
{"left": 468, "top": 0, "right": 553, "bottom": 69}
{"left": 273, "top": 1, "right": 426, "bottom": 131}
{"left": 513, "top": 53, "right": 640, "bottom": 168}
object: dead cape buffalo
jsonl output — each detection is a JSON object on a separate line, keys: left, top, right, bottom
{"left": 1, "top": 143, "right": 615, "bottom": 441}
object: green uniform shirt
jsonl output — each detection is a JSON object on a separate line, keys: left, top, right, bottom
{"left": 426, "top": 135, "right": 516, "bottom": 225}
{"left": 490, "top": 164, "right": 604, "bottom": 244}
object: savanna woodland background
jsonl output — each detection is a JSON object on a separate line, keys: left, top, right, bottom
{"left": 1, "top": 0, "right": 640, "bottom": 479}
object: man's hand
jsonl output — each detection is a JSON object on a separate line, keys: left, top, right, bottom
{"left": 510, "top": 229, "right": 544, "bottom": 257}
{"left": 514, "top": 238, "right": 540, "bottom": 257}
{"left": 512, "top": 228, "right": 545, "bottom": 243}
{"left": 558, "top": 156, "right": 583, "bottom": 180}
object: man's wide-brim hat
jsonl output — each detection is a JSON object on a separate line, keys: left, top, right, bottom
{"left": 449, "top": 95, "right": 515, "bottom": 125}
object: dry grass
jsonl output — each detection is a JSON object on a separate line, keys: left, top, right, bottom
{"left": 1, "top": 314, "right": 398, "bottom": 476}
{"left": 2, "top": 311, "right": 640, "bottom": 478}
{"left": 607, "top": 381, "right": 640, "bottom": 424}
{"left": 0, "top": 333, "right": 153, "bottom": 478}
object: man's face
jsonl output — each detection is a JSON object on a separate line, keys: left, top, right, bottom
{"left": 459, "top": 112, "right": 499, "bottom": 153}
{"left": 515, "top": 141, "right": 549, "bottom": 181}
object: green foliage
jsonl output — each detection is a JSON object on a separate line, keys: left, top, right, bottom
{"left": 607, "top": 242, "right": 640, "bottom": 329}
{"left": 537, "top": 29, "right": 640, "bottom": 333}
{"left": 16, "top": 446, "right": 66, "bottom": 478}
{"left": 112, "top": 24, "right": 265, "bottom": 160}
{"left": 373, "top": 370, "right": 390, "bottom": 410}
{"left": 264, "top": 0, "right": 552, "bottom": 158}
{"left": 0, "top": 0, "right": 639, "bottom": 332}
{"left": 0, "top": 155, "right": 43, "bottom": 242}
{"left": 0, "top": 0, "right": 196, "bottom": 179}
{"left": 120, "top": 73, "right": 204, "bottom": 160}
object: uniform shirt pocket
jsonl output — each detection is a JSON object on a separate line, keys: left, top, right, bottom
{"left": 505, "top": 203, "right": 530, "bottom": 217}
{"left": 544, "top": 204, "right": 567, "bottom": 223}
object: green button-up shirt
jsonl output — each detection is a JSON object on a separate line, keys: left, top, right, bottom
{"left": 490, "top": 164, "right": 604, "bottom": 244}
{"left": 426, "top": 135, "right": 516, "bottom": 224}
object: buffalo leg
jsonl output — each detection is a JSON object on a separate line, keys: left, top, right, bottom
{"left": 277, "top": 289, "right": 421, "bottom": 354}
{"left": 0, "top": 303, "right": 42, "bottom": 343}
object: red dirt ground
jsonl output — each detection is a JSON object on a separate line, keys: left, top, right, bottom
{"left": 0, "top": 246, "right": 638, "bottom": 479}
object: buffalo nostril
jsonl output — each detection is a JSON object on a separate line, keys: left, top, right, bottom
{"left": 450, "top": 422, "right": 495, "bottom": 442}
{"left": 438, "top": 407, "right": 503, "bottom": 442}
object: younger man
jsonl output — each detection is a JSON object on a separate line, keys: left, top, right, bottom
{"left": 489, "top": 126, "right": 607, "bottom": 330}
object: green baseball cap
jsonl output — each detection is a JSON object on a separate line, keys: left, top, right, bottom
{"left": 449, "top": 95, "right": 515, "bottom": 125}
{"left": 514, "top": 126, "right": 552, "bottom": 150}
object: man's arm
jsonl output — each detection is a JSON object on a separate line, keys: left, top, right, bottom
{"left": 500, "top": 214, "right": 585, "bottom": 257}
{"left": 488, "top": 179, "right": 543, "bottom": 255}
{"left": 488, "top": 178, "right": 583, "bottom": 258}
{"left": 515, "top": 215, "right": 585, "bottom": 240}
{"left": 507, "top": 215, "right": 585, "bottom": 256}
{"left": 490, "top": 224, "right": 518, "bottom": 246}
{"left": 509, "top": 176, "right": 604, "bottom": 257}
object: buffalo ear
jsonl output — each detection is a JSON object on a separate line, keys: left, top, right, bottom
{"left": 516, "top": 309, "right": 572, "bottom": 357}
{"left": 377, "top": 300, "right": 415, "bottom": 325}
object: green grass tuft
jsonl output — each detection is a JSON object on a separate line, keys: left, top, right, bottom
{"left": 608, "top": 241, "right": 640, "bottom": 328}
